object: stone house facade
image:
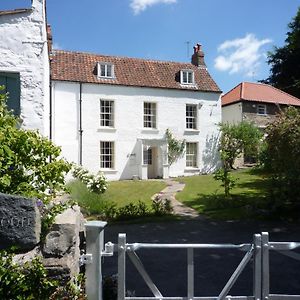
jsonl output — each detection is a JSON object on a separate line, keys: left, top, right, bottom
{"left": 222, "top": 82, "right": 300, "bottom": 130}
{"left": 0, "top": 0, "right": 50, "bottom": 136}
{"left": 222, "top": 81, "right": 300, "bottom": 165}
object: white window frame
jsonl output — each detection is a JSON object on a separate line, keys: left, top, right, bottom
{"left": 257, "top": 104, "right": 267, "bottom": 115}
{"left": 100, "top": 141, "right": 115, "bottom": 169}
{"left": 143, "top": 102, "right": 156, "bottom": 129}
{"left": 186, "top": 104, "right": 197, "bottom": 129}
{"left": 186, "top": 142, "right": 198, "bottom": 168}
{"left": 100, "top": 99, "right": 114, "bottom": 127}
{"left": 97, "top": 62, "right": 114, "bottom": 79}
{"left": 143, "top": 148, "right": 153, "bottom": 165}
{"left": 180, "top": 69, "right": 194, "bottom": 85}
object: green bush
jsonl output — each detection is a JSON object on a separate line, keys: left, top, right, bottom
{"left": 152, "top": 196, "right": 173, "bottom": 216}
{"left": 0, "top": 250, "right": 57, "bottom": 299}
{"left": 0, "top": 250, "right": 85, "bottom": 300}
{"left": 72, "top": 165, "right": 108, "bottom": 194}
{"left": 262, "top": 107, "right": 300, "bottom": 208}
{"left": 0, "top": 86, "right": 71, "bottom": 202}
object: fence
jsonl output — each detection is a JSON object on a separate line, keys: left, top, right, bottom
{"left": 81, "top": 221, "right": 300, "bottom": 300}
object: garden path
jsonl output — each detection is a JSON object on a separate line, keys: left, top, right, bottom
{"left": 155, "top": 178, "right": 199, "bottom": 218}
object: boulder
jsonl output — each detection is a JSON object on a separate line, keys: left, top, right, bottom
{"left": 43, "top": 205, "right": 85, "bottom": 278}
{"left": 0, "top": 193, "right": 41, "bottom": 250}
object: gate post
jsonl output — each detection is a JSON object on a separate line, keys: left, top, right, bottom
{"left": 118, "top": 233, "right": 127, "bottom": 300}
{"left": 85, "top": 221, "right": 107, "bottom": 300}
{"left": 261, "top": 232, "right": 270, "bottom": 300}
{"left": 253, "top": 234, "right": 262, "bottom": 300}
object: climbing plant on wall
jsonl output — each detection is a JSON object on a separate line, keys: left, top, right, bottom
{"left": 165, "top": 129, "right": 186, "bottom": 165}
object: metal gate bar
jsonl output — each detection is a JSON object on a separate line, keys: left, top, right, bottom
{"left": 217, "top": 246, "right": 254, "bottom": 300}
{"left": 82, "top": 224, "right": 300, "bottom": 300}
{"left": 116, "top": 233, "right": 260, "bottom": 300}
{"left": 261, "top": 232, "right": 300, "bottom": 300}
{"left": 187, "top": 248, "right": 194, "bottom": 300}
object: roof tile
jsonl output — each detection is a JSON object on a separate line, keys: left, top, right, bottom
{"left": 222, "top": 82, "right": 300, "bottom": 107}
{"left": 51, "top": 50, "right": 221, "bottom": 93}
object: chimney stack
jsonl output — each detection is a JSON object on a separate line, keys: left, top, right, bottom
{"left": 191, "top": 43, "right": 206, "bottom": 68}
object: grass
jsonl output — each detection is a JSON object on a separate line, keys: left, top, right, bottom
{"left": 67, "top": 179, "right": 166, "bottom": 217}
{"left": 175, "top": 168, "right": 272, "bottom": 220}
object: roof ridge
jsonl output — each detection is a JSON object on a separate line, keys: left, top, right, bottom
{"left": 267, "top": 84, "right": 300, "bottom": 102}
{"left": 242, "top": 81, "right": 300, "bottom": 102}
{"left": 240, "top": 82, "right": 244, "bottom": 99}
{"left": 52, "top": 49, "right": 195, "bottom": 66}
{"left": 222, "top": 82, "right": 242, "bottom": 97}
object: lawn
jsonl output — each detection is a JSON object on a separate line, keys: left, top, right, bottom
{"left": 175, "top": 168, "right": 271, "bottom": 219}
{"left": 67, "top": 179, "right": 166, "bottom": 217}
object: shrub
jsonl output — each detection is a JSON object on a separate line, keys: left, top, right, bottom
{"left": 0, "top": 87, "right": 71, "bottom": 202}
{"left": 262, "top": 107, "right": 300, "bottom": 208}
{"left": 72, "top": 165, "right": 108, "bottom": 194}
{"left": 0, "top": 250, "right": 85, "bottom": 300}
{"left": 152, "top": 195, "right": 173, "bottom": 215}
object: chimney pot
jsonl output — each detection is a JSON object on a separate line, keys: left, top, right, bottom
{"left": 191, "top": 43, "right": 206, "bottom": 68}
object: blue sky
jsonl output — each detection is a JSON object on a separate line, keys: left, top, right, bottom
{"left": 1, "top": 0, "right": 300, "bottom": 92}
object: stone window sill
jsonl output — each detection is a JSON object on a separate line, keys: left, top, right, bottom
{"left": 184, "top": 129, "right": 200, "bottom": 135}
{"left": 100, "top": 169, "right": 117, "bottom": 174}
{"left": 97, "top": 127, "right": 117, "bottom": 132}
{"left": 141, "top": 128, "right": 159, "bottom": 134}
{"left": 184, "top": 168, "right": 200, "bottom": 172}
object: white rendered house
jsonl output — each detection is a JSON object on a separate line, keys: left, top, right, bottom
{"left": 51, "top": 44, "right": 222, "bottom": 180}
{"left": 0, "top": 0, "right": 50, "bottom": 136}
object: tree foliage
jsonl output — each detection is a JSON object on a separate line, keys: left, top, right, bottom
{"left": 0, "top": 87, "right": 71, "bottom": 201}
{"left": 165, "top": 129, "right": 186, "bottom": 165}
{"left": 215, "top": 122, "right": 262, "bottom": 197}
{"left": 262, "top": 106, "right": 300, "bottom": 206}
{"left": 219, "top": 122, "right": 263, "bottom": 169}
{"left": 262, "top": 7, "right": 300, "bottom": 98}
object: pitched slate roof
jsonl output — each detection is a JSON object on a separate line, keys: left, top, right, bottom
{"left": 222, "top": 82, "right": 300, "bottom": 107}
{"left": 0, "top": 9, "right": 31, "bottom": 16}
{"left": 51, "top": 50, "right": 221, "bottom": 93}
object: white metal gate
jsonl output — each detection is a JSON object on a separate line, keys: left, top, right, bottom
{"left": 81, "top": 221, "right": 300, "bottom": 300}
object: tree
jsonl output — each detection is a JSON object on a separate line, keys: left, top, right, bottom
{"left": 262, "top": 7, "right": 300, "bottom": 98}
{"left": 219, "top": 122, "right": 263, "bottom": 170}
{"left": 0, "top": 87, "right": 71, "bottom": 201}
{"left": 214, "top": 122, "right": 262, "bottom": 197}
{"left": 262, "top": 107, "right": 300, "bottom": 207}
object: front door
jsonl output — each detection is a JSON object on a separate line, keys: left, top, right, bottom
{"left": 146, "top": 147, "right": 157, "bottom": 179}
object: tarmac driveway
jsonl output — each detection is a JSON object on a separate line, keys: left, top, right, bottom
{"left": 103, "top": 218, "right": 300, "bottom": 297}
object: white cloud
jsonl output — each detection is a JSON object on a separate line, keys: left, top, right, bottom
{"left": 214, "top": 34, "right": 272, "bottom": 77}
{"left": 53, "top": 42, "right": 62, "bottom": 50}
{"left": 130, "top": 0, "right": 177, "bottom": 15}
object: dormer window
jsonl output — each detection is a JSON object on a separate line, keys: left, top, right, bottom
{"left": 97, "top": 62, "right": 114, "bottom": 79}
{"left": 180, "top": 70, "right": 194, "bottom": 85}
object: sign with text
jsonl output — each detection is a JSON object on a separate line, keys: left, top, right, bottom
{"left": 0, "top": 193, "right": 41, "bottom": 250}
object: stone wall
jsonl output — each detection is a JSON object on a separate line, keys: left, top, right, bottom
{"left": 43, "top": 205, "right": 85, "bottom": 281}
{"left": 0, "top": 0, "right": 50, "bottom": 136}
{"left": 0, "top": 193, "right": 85, "bottom": 282}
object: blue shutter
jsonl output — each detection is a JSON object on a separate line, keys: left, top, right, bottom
{"left": 0, "top": 72, "right": 21, "bottom": 116}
